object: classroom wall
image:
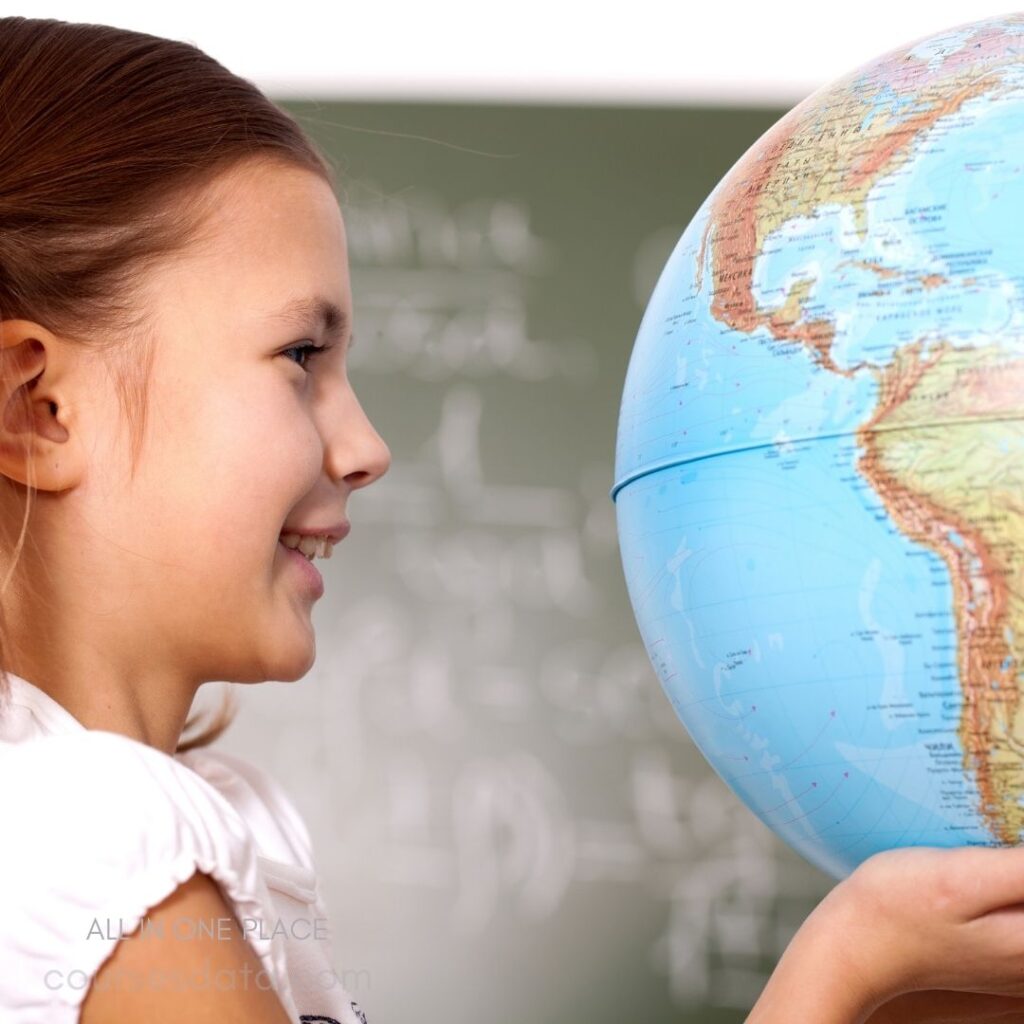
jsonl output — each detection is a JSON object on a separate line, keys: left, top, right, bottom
{"left": 207, "top": 100, "right": 839, "bottom": 1024}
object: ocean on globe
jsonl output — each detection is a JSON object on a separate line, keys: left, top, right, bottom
{"left": 611, "top": 13, "right": 1024, "bottom": 880}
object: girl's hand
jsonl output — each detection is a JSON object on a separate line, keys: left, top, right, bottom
{"left": 747, "top": 844, "right": 1024, "bottom": 1023}
{"left": 862, "top": 990, "right": 1024, "bottom": 1023}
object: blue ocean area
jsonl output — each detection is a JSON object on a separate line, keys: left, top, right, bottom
{"left": 752, "top": 206, "right": 1008, "bottom": 377}
{"left": 878, "top": 84, "right": 1024, "bottom": 328}
{"left": 616, "top": 432, "right": 991, "bottom": 879}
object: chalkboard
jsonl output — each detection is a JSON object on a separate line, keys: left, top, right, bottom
{"left": 212, "top": 100, "right": 839, "bottom": 1024}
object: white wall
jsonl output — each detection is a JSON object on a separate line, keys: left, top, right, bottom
{"left": 24, "top": 1, "right": 1021, "bottom": 105}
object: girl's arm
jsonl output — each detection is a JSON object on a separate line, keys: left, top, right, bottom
{"left": 746, "top": 845, "right": 1024, "bottom": 1024}
{"left": 80, "top": 870, "right": 294, "bottom": 1024}
{"left": 745, "top": 882, "right": 886, "bottom": 1024}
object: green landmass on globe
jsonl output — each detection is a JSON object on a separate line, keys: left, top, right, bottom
{"left": 613, "top": 14, "right": 1024, "bottom": 878}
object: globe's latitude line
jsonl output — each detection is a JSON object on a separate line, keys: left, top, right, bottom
{"left": 609, "top": 413, "right": 1024, "bottom": 502}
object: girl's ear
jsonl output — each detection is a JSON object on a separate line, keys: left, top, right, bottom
{"left": 0, "top": 320, "right": 81, "bottom": 491}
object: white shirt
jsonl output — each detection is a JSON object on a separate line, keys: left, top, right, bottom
{"left": 0, "top": 671, "right": 370, "bottom": 1024}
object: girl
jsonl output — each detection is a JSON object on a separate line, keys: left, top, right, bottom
{"left": 1, "top": 15, "right": 1024, "bottom": 1024}
{"left": 0, "top": 15, "right": 389, "bottom": 1024}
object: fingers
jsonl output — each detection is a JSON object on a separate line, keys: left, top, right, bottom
{"left": 869, "top": 989, "right": 1024, "bottom": 1022}
{"left": 943, "top": 846, "right": 1024, "bottom": 918}
{"left": 869, "top": 845, "right": 1024, "bottom": 919}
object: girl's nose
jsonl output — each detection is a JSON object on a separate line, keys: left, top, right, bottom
{"left": 329, "top": 390, "right": 391, "bottom": 492}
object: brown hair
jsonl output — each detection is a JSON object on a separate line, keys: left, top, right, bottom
{"left": 0, "top": 17, "right": 336, "bottom": 753}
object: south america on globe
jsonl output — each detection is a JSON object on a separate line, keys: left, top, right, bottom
{"left": 612, "top": 14, "right": 1024, "bottom": 879}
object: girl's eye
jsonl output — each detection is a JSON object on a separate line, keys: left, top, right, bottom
{"left": 281, "top": 339, "right": 331, "bottom": 373}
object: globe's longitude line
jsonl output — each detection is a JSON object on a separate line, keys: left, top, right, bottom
{"left": 609, "top": 411, "right": 1024, "bottom": 501}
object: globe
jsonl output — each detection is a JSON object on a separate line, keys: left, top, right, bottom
{"left": 611, "top": 13, "right": 1024, "bottom": 880}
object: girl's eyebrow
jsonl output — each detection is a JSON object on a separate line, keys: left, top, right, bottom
{"left": 269, "top": 295, "right": 354, "bottom": 347}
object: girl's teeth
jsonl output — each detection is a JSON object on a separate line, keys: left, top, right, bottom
{"left": 279, "top": 533, "right": 335, "bottom": 561}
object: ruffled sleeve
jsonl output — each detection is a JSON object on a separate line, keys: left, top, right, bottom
{"left": 177, "top": 745, "right": 318, "bottom": 875}
{"left": 0, "top": 729, "right": 301, "bottom": 1023}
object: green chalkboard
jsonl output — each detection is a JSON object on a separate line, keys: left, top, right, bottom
{"left": 235, "top": 99, "right": 839, "bottom": 1024}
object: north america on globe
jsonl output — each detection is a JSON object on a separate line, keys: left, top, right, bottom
{"left": 613, "top": 14, "right": 1024, "bottom": 877}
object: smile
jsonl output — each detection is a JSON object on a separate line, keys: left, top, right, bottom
{"left": 279, "top": 533, "right": 335, "bottom": 561}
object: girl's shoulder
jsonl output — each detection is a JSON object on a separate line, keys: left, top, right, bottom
{"left": 0, "top": 729, "right": 298, "bottom": 1022}
{"left": 176, "top": 742, "right": 316, "bottom": 873}
{"left": 0, "top": 727, "right": 255, "bottom": 844}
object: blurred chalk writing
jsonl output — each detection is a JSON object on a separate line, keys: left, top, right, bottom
{"left": 343, "top": 192, "right": 593, "bottom": 384}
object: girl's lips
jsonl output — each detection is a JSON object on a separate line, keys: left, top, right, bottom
{"left": 278, "top": 540, "right": 324, "bottom": 599}
{"left": 280, "top": 520, "right": 350, "bottom": 542}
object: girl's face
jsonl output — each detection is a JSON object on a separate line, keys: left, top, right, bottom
{"left": 8, "top": 158, "right": 391, "bottom": 692}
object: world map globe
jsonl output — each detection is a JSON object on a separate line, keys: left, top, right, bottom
{"left": 612, "top": 13, "right": 1024, "bottom": 880}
